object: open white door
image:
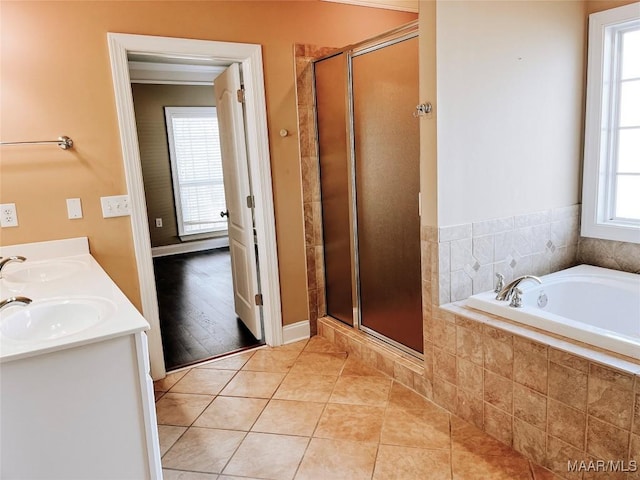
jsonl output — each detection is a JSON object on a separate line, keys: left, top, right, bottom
{"left": 214, "top": 63, "right": 262, "bottom": 340}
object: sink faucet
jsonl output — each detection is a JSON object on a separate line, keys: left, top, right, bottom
{"left": 495, "top": 275, "right": 542, "bottom": 301}
{"left": 0, "top": 255, "right": 26, "bottom": 279}
{"left": 0, "top": 296, "right": 32, "bottom": 311}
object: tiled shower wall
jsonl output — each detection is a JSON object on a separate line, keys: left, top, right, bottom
{"left": 295, "top": 44, "right": 336, "bottom": 335}
{"left": 438, "top": 205, "right": 581, "bottom": 304}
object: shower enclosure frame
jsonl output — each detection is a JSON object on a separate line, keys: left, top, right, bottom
{"left": 312, "top": 21, "right": 422, "bottom": 359}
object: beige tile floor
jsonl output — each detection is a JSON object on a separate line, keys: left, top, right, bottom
{"left": 154, "top": 336, "right": 558, "bottom": 480}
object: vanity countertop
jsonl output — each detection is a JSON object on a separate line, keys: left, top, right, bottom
{"left": 0, "top": 237, "right": 149, "bottom": 363}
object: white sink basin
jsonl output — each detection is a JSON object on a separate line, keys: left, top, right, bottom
{"left": 0, "top": 297, "right": 116, "bottom": 342}
{"left": 2, "top": 259, "right": 87, "bottom": 283}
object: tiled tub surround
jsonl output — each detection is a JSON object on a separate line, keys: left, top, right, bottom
{"left": 320, "top": 311, "right": 640, "bottom": 480}
{"left": 578, "top": 237, "right": 640, "bottom": 274}
{"left": 437, "top": 205, "right": 581, "bottom": 304}
{"left": 466, "top": 265, "right": 640, "bottom": 360}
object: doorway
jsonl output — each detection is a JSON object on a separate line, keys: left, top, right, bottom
{"left": 108, "top": 34, "right": 283, "bottom": 380}
{"left": 129, "top": 68, "right": 264, "bottom": 370}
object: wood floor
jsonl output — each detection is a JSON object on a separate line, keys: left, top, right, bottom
{"left": 153, "top": 248, "right": 263, "bottom": 371}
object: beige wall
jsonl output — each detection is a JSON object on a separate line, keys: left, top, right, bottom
{"left": 0, "top": 1, "right": 416, "bottom": 326}
{"left": 419, "top": 1, "right": 438, "bottom": 227}
{"left": 131, "top": 84, "right": 216, "bottom": 248}
{"left": 435, "top": 0, "right": 586, "bottom": 226}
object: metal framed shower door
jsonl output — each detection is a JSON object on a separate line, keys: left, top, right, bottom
{"left": 312, "top": 21, "right": 423, "bottom": 359}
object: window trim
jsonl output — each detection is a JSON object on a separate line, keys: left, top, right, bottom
{"left": 582, "top": 2, "right": 640, "bottom": 244}
{"left": 164, "top": 106, "right": 227, "bottom": 239}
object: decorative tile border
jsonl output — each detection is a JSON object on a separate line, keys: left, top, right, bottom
{"left": 437, "top": 206, "right": 581, "bottom": 303}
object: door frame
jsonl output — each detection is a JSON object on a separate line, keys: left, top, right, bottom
{"left": 107, "top": 33, "right": 283, "bottom": 380}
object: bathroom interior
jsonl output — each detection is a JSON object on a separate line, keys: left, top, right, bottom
{"left": 1, "top": 0, "right": 639, "bottom": 479}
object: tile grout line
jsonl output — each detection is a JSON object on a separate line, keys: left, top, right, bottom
{"left": 369, "top": 377, "right": 396, "bottom": 480}
{"left": 220, "top": 341, "right": 310, "bottom": 479}
{"left": 212, "top": 349, "right": 274, "bottom": 478}
{"left": 158, "top": 355, "right": 250, "bottom": 475}
{"left": 265, "top": 340, "right": 328, "bottom": 480}
{"left": 449, "top": 412, "right": 454, "bottom": 480}
{"left": 217, "top": 429, "right": 250, "bottom": 477}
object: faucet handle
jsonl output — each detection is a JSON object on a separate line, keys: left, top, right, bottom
{"left": 494, "top": 273, "right": 505, "bottom": 293}
{"left": 509, "top": 288, "right": 523, "bottom": 308}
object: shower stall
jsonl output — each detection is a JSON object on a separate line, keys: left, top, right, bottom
{"left": 313, "top": 22, "right": 423, "bottom": 356}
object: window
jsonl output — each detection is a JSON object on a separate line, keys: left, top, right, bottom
{"left": 582, "top": 3, "right": 640, "bottom": 243}
{"left": 165, "top": 106, "right": 227, "bottom": 238}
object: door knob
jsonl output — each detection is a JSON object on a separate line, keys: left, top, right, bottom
{"left": 220, "top": 210, "right": 229, "bottom": 218}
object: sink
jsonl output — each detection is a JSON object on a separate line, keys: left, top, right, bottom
{"left": 2, "top": 259, "right": 87, "bottom": 283}
{"left": 0, "top": 297, "right": 116, "bottom": 342}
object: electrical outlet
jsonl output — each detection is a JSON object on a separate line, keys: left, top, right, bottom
{"left": 100, "top": 195, "right": 131, "bottom": 218}
{"left": 0, "top": 203, "right": 18, "bottom": 227}
{"left": 155, "top": 218, "right": 163, "bottom": 228}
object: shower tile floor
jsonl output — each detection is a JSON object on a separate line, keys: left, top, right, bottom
{"left": 154, "top": 336, "right": 557, "bottom": 480}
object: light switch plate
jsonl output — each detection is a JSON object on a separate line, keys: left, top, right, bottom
{"left": 100, "top": 195, "right": 131, "bottom": 218}
{"left": 66, "top": 198, "right": 83, "bottom": 219}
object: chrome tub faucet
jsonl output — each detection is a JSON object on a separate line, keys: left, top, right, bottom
{"left": 495, "top": 274, "right": 542, "bottom": 302}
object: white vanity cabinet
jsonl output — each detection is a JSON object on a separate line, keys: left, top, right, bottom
{"left": 0, "top": 238, "right": 162, "bottom": 479}
{"left": 1, "top": 331, "right": 161, "bottom": 479}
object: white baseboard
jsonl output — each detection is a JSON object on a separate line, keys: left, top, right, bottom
{"left": 152, "top": 237, "right": 229, "bottom": 258}
{"left": 282, "top": 320, "right": 311, "bottom": 344}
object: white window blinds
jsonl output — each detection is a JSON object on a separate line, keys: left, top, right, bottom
{"left": 165, "top": 106, "right": 227, "bottom": 237}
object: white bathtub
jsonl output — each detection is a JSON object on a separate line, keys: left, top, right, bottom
{"left": 466, "top": 265, "right": 640, "bottom": 360}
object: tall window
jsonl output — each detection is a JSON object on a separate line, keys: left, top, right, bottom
{"left": 582, "top": 3, "right": 640, "bottom": 243}
{"left": 165, "top": 107, "right": 227, "bottom": 237}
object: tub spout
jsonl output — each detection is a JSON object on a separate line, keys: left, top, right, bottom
{"left": 496, "top": 275, "right": 542, "bottom": 301}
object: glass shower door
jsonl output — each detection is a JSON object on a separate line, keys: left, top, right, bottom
{"left": 315, "top": 53, "right": 354, "bottom": 326}
{"left": 351, "top": 36, "right": 423, "bottom": 353}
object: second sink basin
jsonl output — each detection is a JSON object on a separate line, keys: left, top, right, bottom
{"left": 0, "top": 297, "right": 116, "bottom": 342}
{"left": 2, "top": 259, "right": 87, "bottom": 283}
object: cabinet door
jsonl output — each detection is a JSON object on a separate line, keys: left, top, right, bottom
{"left": 1, "top": 335, "right": 156, "bottom": 479}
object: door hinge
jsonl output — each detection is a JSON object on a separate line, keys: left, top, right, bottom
{"left": 237, "top": 88, "right": 245, "bottom": 103}
{"left": 254, "top": 293, "right": 263, "bottom": 306}
{"left": 246, "top": 195, "right": 255, "bottom": 208}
